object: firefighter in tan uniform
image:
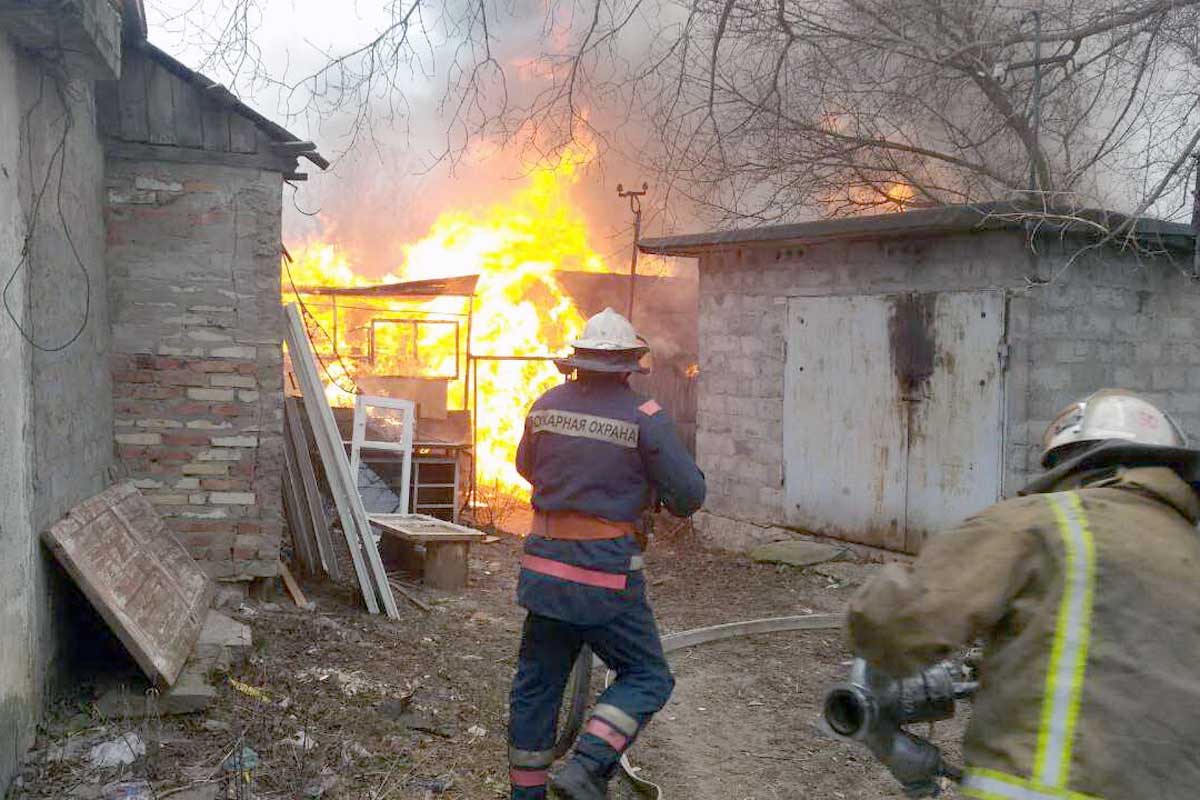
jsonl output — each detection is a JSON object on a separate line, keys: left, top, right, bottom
{"left": 848, "top": 389, "right": 1200, "bottom": 800}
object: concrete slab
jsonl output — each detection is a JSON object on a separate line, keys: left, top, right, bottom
{"left": 94, "top": 674, "right": 215, "bottom": 718}
{"left": 749, "top": 540, "right": 847, "bottom": 568}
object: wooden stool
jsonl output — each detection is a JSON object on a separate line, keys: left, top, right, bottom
{"left": 369, "top": 513, "right": 485, "bottom": 591}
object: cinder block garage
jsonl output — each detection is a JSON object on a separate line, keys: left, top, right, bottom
{"left": 640, "top": 204, "right": 1199, "bottom": 554}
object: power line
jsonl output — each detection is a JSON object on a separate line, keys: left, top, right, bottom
{"left": 2, "top": 67, "right": 92, "bottom": 353}
{"left": 282, "top": 246, "right": 362, "bottom": 396}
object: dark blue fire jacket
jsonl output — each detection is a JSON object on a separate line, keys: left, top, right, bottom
{"left": 514, "top": 375, "right": 706, "bottom": 625}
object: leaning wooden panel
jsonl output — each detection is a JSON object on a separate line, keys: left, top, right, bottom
{"left": 284, "top": 397, "right": 341, "bottom": 581}
{"left": 284, "top": 306, "right": 377, "bottom": 612}
{"left": 285, "top": 304, "right": 399, "bottom": 618}
{"left": 42, "top": 483, "right": 215, "bottom": 688}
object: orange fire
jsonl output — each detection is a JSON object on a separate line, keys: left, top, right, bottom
{"left": 285, "top": 143, "right": 611, "bottom": 499}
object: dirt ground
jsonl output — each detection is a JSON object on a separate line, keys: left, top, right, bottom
{"left": 12, "top": 526, "right": 966, "bottom": 800}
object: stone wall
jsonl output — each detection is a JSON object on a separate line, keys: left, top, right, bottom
{"left": 0, "top": 21, "right": 114, "bottom": 789}
{"left": 106, "top": 158, "right": 285, "bottom": 580}
{"left": 694, "top": 229, "right": 1200, "bottom": 551}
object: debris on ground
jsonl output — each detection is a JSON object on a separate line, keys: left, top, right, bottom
{"left": 100, "top": 780, "right": 153, "bottom": 800}
{"left": 18, "top": 534, "right": 913, "bottom": 800}
{"left": 279, "top": 730, "right": 318, "bottom": 751}
{"left": 303, "top": 767, "right": 339, "bottom": 798}
{"left": 87, "top": 733, "right": 145, "bottom": 768}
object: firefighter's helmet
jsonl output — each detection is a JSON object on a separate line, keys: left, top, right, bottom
{"left": 1041, "top": 389, "right": 1187, "bottom": 468}
{"left": 555, "top": 308, "right": 649, "bottom": 374}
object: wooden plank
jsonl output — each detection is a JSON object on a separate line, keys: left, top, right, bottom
{"left": 281, "top": 438, "right": 318, "bottom": 576}
{"left": 117, "top": 54, "right": 149, "bottom": 142}
{"left": 387, "top": 578, "right": 432, "bottom": 613}
{"left": 277, "top": 560, "right": 309, "bottom": 608}
{"left": 286, "top": 305, "right": 400, "bottom": 618}
{"left": 145, "top": 60, "right": 177, "bottom": 145}
{"left": 228, "top": 114, "right": 257, "bottom": 154}
{"left": 171, "top": 73, "right": 204, "bottom": 148}
{"left": 201, "top": 107, "right": 230, "bottom": 152}
{"left": 42, "top": 483, "right": 215, "bottom": 687}
{"left": 285, "top": 397, "right": 341, "bottom": 581}
{"left": 105, "top": 140, "right": 292, "bottom": 172}
{"left": 285, "top": 308, "right": 377, "bottom": 613}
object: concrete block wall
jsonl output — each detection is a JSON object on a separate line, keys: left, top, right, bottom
{"left": 1004, "top": 239, "right": 1200, "bottom": 493}
{"left": 0, "top": 21, "right": 113, "bottom": 790}
{"left": 106, "top": 158, "right": 285, "bottom": 580}
{"left": 692, "top": 229, "right": 1200, "bottom": 551}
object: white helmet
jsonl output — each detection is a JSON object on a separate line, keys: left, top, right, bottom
{"left": 556, "top": 308, "right": 650, "bottom": 374}
{"left": 1042, "top": 389, "right": 1187, "bottom": 467}
{"left": 570, "top": 307, "right": 648, "bottom": 351}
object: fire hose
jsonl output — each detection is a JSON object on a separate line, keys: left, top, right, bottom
{"left": 553, "top": 614, "right": 845, "bottom": 797}
{"left": 553, "top": 616, "right": 977, "bottom": 798}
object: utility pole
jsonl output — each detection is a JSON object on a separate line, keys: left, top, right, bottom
{"left": 617, "top": 182, "right": 648, "bottom": 322}
{"left": 1191, "top": 153, "right": 1200, "bottom": 278}
{"left": 1029, "top": 8, "right": 1042, "bottom": 193}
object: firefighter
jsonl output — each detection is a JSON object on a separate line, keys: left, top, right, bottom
{"left": 846, "top": 388, "right": 1200, "bottom": 799}
{"left": 506, "top": 308, "right": 705, "bottom": 800}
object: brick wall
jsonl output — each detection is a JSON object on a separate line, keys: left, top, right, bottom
{"left": 106, "top": 158, "right": 285, "bottom": 580}
{"left": 693, "top": 229, "right": 1200, "bottom": 551}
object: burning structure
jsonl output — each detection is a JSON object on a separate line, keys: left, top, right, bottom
{"left": 284, "top": 145, "right": 699, "bottom": 520}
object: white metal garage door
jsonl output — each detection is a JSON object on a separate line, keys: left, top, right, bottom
{"left": 783, "top": 291, "right": 1005, "bottom": 553}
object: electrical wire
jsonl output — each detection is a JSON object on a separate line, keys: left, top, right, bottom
{"left": 281, "top": 247, "right": 361, "bottom": 396}
{"left": 2, "top": 67, "right": 92, "bottom": 353}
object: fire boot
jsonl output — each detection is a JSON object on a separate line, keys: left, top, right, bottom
{"left": 548, "top": 758, "right": 608, "bottom": 800}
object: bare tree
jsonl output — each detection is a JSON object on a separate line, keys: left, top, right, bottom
{"left": 156, "top": 0, "right": 1200, "bottom": 227}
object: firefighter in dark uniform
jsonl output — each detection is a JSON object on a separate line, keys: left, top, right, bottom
{"left": 507, "top": 308, "right": 706, "bottom": 800}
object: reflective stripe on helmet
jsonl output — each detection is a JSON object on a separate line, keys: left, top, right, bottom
{"left": 1033, "top": 492, "right": 1096, "bottom": 790}
{"left": 962, "top": 768, "right": 1102, "bottom": 800}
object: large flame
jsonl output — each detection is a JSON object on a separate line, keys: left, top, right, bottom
{"left": 286, "top": 144, "right": 610, "bottom": 500}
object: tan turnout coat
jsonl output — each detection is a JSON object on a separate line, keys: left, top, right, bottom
{"left": 847, "top": 467, "right": 1200, "bottom": 800}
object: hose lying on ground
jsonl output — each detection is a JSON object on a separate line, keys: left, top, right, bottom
{"left": 554, "top": 613, "right": 845, "bottom": 798}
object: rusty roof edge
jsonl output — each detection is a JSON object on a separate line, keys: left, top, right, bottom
{"left": 296, "top": 274, "right": 480, "bottom": 298}
{"left": 638, "top": 201, "right": 1196, "bottom": 257}
{"left": 136, "top": 41, "right": 330, "bottom": 170}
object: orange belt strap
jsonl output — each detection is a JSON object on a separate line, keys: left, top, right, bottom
{"left": 531, "top": 511, "right": 633, "bottom": 541}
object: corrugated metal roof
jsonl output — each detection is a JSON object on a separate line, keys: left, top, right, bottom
{"left": 638, "top": 201, "right": 1195, "bottom": 257}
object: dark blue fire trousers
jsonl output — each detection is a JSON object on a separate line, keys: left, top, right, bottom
{"left": 508, "top": 598, "right": 674, "bottom": 798}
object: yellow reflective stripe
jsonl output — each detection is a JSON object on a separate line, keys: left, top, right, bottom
{"left": 1034, "top": 493, "right": 1096, "bottom": 789}
{"left": 963, "top": 768, "right": 1102, "bottom": 800}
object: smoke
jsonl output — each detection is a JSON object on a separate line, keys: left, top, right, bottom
{"left": 147, "top": 0, "right": 699, "bottom": 282}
